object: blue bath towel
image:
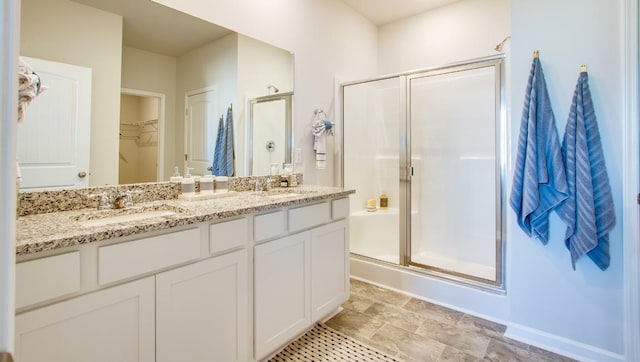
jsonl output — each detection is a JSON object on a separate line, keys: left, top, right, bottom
{"left": 556, "top": 71, "right": 615, "bottom": 270}
{"left": 510, "top": 57, "right": 568, "bottom": 243}
{"left": 222, "top": 105, "right": 235, "bottom": 177}
{"left": 212, "top": 115, "right": 224, "bottom": 175}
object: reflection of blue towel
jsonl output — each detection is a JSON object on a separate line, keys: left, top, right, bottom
{"left": 556, "top": 71, "right": 615, "bottom": 270}
{"left": 222, "top": 105, "right": 235, "bottom": 176}
{"left": 212, "top": 115, "right": 224, "bottom": 175}
{"left": 510, "top": 57, "right": 568, "bottom": 243}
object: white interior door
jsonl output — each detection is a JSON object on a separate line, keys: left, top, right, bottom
{"left": 17, "top": 56, "right": 92, "bottom": 190}
{"left": 185, "top": 88, "right": 217, "bottom": 176}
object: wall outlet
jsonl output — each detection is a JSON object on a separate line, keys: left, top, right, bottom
{"left": 294, "top": 148, "right": 302, "bottom": 163}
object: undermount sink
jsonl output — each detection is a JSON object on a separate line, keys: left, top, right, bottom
{"left": 257, "top": 188, "right": 317, "bottom": 200}
{"left": 73, "top": 204, "right": 186, "bottom": 227}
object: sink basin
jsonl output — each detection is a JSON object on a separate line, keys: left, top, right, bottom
{"left": 264, "top": 192, "right": 302, "bottom": 199}
{"left": 73, "top": 204, "right": 186, "bottom": 227}
{"left": 256, "top": 188, "right": 317, "bottom": 200}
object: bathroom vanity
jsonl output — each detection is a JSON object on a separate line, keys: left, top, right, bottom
{"left": 14, "top": 184, "right": 353, "bottom": 362}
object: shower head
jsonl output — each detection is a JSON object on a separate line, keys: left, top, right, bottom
{"left": 494, "top": 36, "right": 511, "bottom": 52}
{"left": 267, "top": 84, "right": 280, "bottom": 94}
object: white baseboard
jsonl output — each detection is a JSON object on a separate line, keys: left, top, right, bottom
{"left": 505, "top": 323, "right": 624, "bottom": 362}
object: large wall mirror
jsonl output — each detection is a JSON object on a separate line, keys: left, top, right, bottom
{"left": 18, "top": 0, "right": 294, "bottom": 190}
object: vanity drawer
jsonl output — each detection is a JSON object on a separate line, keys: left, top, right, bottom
{"left": 210, "top": 217, "right": 249, "bottom": 254}
{"left": 254, "top": 210, "right": 285, "bottom": 242}
{"left": 16, "top": 251, "right": 81, "bottom": 309}
{"left": 288, "top": 202, "right": 331, "bottom": 233}
{"left": 331, "top": 198, "right": 349, "bottom": 220}
{"left": 98, "top": 228, "right": 201, "bottom": 285}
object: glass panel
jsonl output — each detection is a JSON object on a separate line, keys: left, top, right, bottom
{"left": 252, "top": 99, "right": 287, "bottom": 176}
{"left": 343, "top": 77, "right": 400, "bottom": 264}
{"left": 409, "top": 66, "right": 498, "bottom": 281}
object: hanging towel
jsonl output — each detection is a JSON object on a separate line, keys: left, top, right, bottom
{"left": 312, "top": 119, "right": 332, "bottom": 169}
{"left": 212, "top": 115, "right": 224, "bottom": 175}
{"left": 556, "top": 71, "right": 615, "bottom": 270}
{"left": 509, "top": 57, "right": 568, "bottom": 243}
{"left": 221, "top": 105, "right": 235, "bottom": 177}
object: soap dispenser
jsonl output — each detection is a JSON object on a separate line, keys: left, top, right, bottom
{"left": 181, "top": 167, "right": 195, "bottom": 195}
{"left": 170, "top": 166, "right": 182, "bottom": 182}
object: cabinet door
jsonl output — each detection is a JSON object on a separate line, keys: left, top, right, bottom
{"left": 15, "top": 277, "right": 155, "bottom": 362}
{"left": 156, "top": 249, "right": 248, "bottom": 362}
{"left": 311, "top": 220, "right": 350, "bottom": 321}
{"left": 254, "top": 232, "right": 311, "bottom": 360}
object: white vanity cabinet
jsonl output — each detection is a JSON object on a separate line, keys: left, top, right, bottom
{"left": 15, "top": 194, "right": 351, "bottom": 362}
{"left": 156, "top": 248, "right": 248, "bottom": 362}
{"left": 253, "top": 200, "right": 350, "bottom": 360}
{"left": 15, "top": 277, "right": 156, "bottom": 362}
{"left": 254, "top": 232, "right": 312, "bottom": 359}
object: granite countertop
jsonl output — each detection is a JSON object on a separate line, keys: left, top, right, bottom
{"left": 17, "top": 185, "right": 354, "bottom": 256}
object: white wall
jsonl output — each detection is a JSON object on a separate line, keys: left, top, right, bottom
{"left": 153, "top": 0, "right": 379, "bottom": 186}
{"left": 176, "top": 32, "right": 238, "bottom": 175}
{"left": 507, "top": 1, "right": 624, "bottom": 359}
{"left": 238, "top": 34, "right": 294, "bottom": 175}
{"left": 378, "top": 0, "right": 510, "bottom": 74}
{"left": 20, "top": 0, "right": 122, "bottom": 186}
{"left": 122, "top": 46, "right": 176, "bottom": 181}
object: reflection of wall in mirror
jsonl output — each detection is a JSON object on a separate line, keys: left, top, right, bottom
{"left": 20, "top": 0, "right": 123, "bottom": 186}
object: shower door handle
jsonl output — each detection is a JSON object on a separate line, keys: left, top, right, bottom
{"left": 408, "top": 166, "right": 414, "bottom": 177}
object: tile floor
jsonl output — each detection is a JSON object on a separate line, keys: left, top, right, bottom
{"left": 326, "top": 279, "right": 577, "bottom": 362}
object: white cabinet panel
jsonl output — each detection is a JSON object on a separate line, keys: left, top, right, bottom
{"left": 254, "top": 210, "right": 285, "bottom": 242}
{"left": 288, "top": 202, "right": 331, "bottom": 233}
{"left": 311, "top": 220, "right": 350, "bottom": 320}
{"left": 254, "top": 232, "right": 311, "bottom": 360}
{"left": 210, "top": 217, "right": 249, "bottom": 254}
{"left": 15, "top": 277, "right": 155, "bottom": 362}
{"left": 156, "top": 250, "right": 248, "bottom": 362}
{"left": 98, "top": 228, "right": 200, "bottom": 285}
{"left": 16, "top": 251, "right": 80, "bottom": 309}
{"left": 331, "top": 198, "right": 350, "bottom": 220}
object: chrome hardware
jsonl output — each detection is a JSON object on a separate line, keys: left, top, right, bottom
{"left": 206, "top": 166, "right": 213, "bottom": 171}
{"left": 78, "top": 171, "right": 87, "bottom": 178}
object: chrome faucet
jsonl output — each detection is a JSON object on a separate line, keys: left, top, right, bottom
{"left": 254, "top": 178, "right": 274, "bottom": 192}
{"left": 89, "top": 188, "right": 135, "bottom": 210}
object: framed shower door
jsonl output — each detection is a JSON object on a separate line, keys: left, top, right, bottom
{"left": 343, "top": 77, "right": 402, "bottom": 264}
{"left": 406, "top": 59, "right": 505, "bottom": 286}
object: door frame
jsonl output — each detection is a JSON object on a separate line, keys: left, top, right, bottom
{"left": 0, "top": 0, "right": 19, "bottom": 358}
{"left": 121, "top": 88, "right": 166, "bottom": 182}
{"left": 622, "top": 0, "right": 639, "bottom": 359}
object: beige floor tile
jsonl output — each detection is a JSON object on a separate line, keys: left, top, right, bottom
{"left": 370, "top": 323, "right": 447, "bottom": 362}
{"left": 403, "top": 298, "right": 465, "bottom": 326}
{"left": 415, "top": 316, "right": 491, "bottom": 358}
{"left": 363, "top": 302, "right": 423, "bottom": 333}
{"left": 342, "top": 291, "right": 376, "bottom": 313}
{"left": 438, "top": 346, "right": 481, "bottom": 362}
{"left": 483, "top": 338, "right": 531, "bottom": 361}
{"left": 324, "top": 308, "right": 386, "bottom": 340}
{"left": 457, "top": 314, "right": 506, "bottom": 340}
{"left": 350, "top": 279, "right": 412, "bottom": 307}
{"left": 528, "top": 345, "right": 578, "bottom": 362}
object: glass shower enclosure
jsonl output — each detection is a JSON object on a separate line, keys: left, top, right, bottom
{"left": 342, "top": 56, "right": 506, "bottom": 289}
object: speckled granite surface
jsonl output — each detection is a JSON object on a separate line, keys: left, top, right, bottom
{"left": 16, "top": 184, "right": 353, "bottom": 256}
{"left": 17, "top": 174, "right": 303, "bottom": 216}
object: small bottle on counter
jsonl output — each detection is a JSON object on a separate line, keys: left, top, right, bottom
{"left": 215, "top": 176, "right": 228, "bottom": 192}
{"left": 366, "top": 198, "right": 377, "bottom": 212}
{"left": 199, "top": 176, "right": 214, "bottom": 194}
{"left": 380, "top": 193, "right": 388, "bottom": 210}
{"left": 280, "top": 175, "right": 289, "bottom": 187}
{"left": 170, "top": 166, "right": 182, "bottom": 182}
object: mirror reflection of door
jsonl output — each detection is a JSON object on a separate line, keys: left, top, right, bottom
{"left": 119, "top": 89, "right": 164, "bottom": 184}
{"left": 248, "top": 93, "right": 293, "bottom": 175}
{"left": 185, "top": 88, "right": 217, "bottom": 176}
{"left": 17, "top": 56, "right": 92, "bottom": 190}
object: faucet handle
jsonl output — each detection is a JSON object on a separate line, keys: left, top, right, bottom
{"left": 88, "top": 191, "right": 111, "bottom": 210}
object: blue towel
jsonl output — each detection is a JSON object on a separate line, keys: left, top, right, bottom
{"left": 556, "top": 71, "right": 615, "bottom": 270}
{"left": 510, "top": 57, "right": 569, "bottom": 243}
{"left": 212, "top": 115, "right": 224, "bottom": 175}
{"left": 221, "top": 105, "right": 235, "bottom": 177}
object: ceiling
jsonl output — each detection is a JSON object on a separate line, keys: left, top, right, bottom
{"left": 71, "top": 0, "right": 232, "bottom": 57}
{"left": 339, "top": 0, "right": 462, "bottom": 25}
{"left": 71, "top": 0, "right": 459, "bottom": 57}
